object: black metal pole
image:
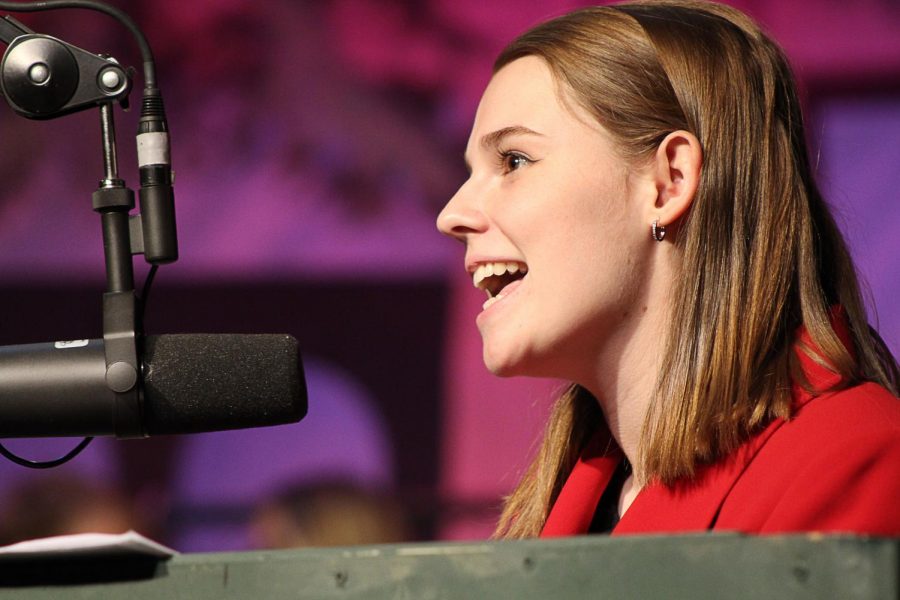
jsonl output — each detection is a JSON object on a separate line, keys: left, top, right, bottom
{"left": 95, "top": 102, "right": 134, "bottom": 293}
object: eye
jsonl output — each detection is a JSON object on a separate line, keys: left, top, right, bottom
{"left": 498, "top": 150, "right": 532, "bottom": 174}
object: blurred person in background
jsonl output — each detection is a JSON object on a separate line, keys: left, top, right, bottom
{"left": 250, "top": 480, "right": 412, "bottom": 549}
{"left": 0, "top": 475, "right": 145, "bottom": 545}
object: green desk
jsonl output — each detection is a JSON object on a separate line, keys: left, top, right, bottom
{"left": 0, "top": 534, "right": 896, "bottom": 599}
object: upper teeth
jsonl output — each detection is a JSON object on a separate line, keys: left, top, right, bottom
{"left": 472, "top": 261, "right": 527, "bottom": 288}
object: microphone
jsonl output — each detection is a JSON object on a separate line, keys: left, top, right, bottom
{"left": 0, "top": 334, "right": 307, "bottom": 437}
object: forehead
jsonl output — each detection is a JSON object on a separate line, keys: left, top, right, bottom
{"left": 472, "top": 57, "right": 560, "bottom": 136}
{"left": 468, "top": 56, "right": 600, "bottom": 150}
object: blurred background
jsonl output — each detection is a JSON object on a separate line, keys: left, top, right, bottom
{"left": 0, "top": 0, "right": 897, "bottom": 552}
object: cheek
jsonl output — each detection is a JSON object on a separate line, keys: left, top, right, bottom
{"left": 543, "top": 202, "right": 650, "bottom": 324}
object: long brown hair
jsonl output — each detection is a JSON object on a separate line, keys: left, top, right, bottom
{"left": 492, "top": 1, "right": 899, "bottom": 539}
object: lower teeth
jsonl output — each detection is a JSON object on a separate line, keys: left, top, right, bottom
{"left": 483, "top": 293, "right": 504, "bottom": 310}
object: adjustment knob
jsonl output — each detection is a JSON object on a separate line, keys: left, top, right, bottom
{"left": 1, "top": 35, "right": 79, "bottom": 116}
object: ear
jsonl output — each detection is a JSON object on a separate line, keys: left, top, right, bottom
{"left": 650, "top": 130, "right": 702, "bottom": 228}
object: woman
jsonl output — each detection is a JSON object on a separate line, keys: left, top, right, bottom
{"left": 437, "top": 1, "right": 900, "bottom": 538}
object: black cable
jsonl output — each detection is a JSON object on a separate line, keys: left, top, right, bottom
{"left": 0, "top": 0, "right": 156, "bottom": 89}
{"left": 0, "top": 436, "right": 94, "bottom": 468}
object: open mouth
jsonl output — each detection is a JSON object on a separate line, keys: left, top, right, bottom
{"left": 472, "top": 261, "right": 528, "bottom": 309}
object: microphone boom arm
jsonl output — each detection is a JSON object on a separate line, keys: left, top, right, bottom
{"left": 0, "top": 8, "right": 157, "bottom": 438}
{"left": 0, "top": 2, "right": 305, "bottom": 449}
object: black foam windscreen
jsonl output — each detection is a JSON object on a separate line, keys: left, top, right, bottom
{"left": 141, "top": 334, "right": 306, "bottom": 435}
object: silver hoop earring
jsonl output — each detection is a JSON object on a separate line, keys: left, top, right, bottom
{"left": 651, "top": 219, "right": 666, "bottom": 242}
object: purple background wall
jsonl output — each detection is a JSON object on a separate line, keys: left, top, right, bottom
{"left": 0, "top": 0, "right": 897, "bottom": 548}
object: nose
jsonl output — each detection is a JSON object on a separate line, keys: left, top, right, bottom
{"left": 436, "top": 180, "right": 488, "bottom": 242}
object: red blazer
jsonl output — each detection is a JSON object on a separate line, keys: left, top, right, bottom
{"left": 541, "top": 329, "right": 900, "bottom": 538}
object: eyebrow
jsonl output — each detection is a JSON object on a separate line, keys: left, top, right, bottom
{"left": 464, "top": 125, "right": 546, "bottom": 172}
{"left": 480, "top": 125, "right": 545, "bottom": 150}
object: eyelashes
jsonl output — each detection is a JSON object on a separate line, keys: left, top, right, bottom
{"left": 495, "top": 148, "right": 535, "bottom": 174}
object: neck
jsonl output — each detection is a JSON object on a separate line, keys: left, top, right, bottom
{"left": 579, "top": 269, "right": 672, "bottom": 482}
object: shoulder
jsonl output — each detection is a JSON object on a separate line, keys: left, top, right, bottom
{"left": 717, "top": 382, "right": 900, "bottom": 535}
{"left": 788, "top": 381, "right": 900, "bottom": 439}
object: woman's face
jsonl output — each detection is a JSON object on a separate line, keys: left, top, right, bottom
{"left": 437, "top": 57, "right": 656, "bottom": 381}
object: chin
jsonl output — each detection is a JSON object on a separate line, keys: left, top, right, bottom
{"left": 481, "top": 347, "right": 520, "bottom": 377}
{"left": 481, "top": 344, "right": 541, "bottom": 378}
{"left": 484, "top": 361, "right": 518, "bottom": 377}
{"left": 481, "top": 337, "right": 573, "bottom": 381}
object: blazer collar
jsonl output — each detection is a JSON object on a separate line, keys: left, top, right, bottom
{"left": 541, "top": 423, "right": 622, "bottom": 537}
{"left": 612, "top": 420, "right": 781, "bottom": 534}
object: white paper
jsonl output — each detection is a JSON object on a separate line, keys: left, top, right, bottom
{"left": 0, "top": 530, "right": 176, "bottom": 560}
